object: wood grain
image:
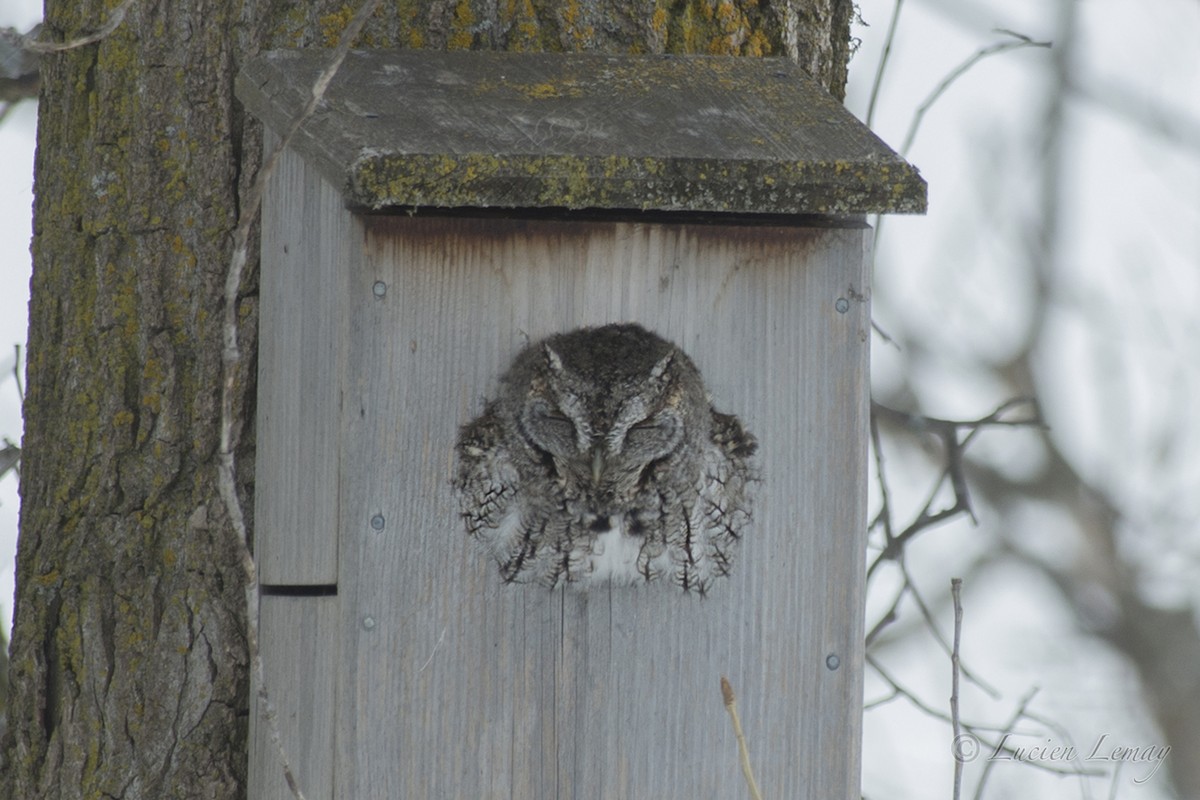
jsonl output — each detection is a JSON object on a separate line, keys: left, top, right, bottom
{"left": 255, "top": 133, "right": 348, "bottom": 585}
{"left": 248, "top": 594, "right": 338, "bottom": 799}
{"left": 253, "top": 145, "right": 870, "bottom": 798}
{"left": 235, "top": 50, "right": 926, "bottom": 216}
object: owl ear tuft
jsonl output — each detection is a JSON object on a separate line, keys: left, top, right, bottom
{"left": 650, "top": 350, "right": 675, "bottom": 380}
{"left": 543, "top": 344, "right": 565, "bottom": 373}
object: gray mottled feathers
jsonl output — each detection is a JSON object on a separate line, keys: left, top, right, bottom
{"left": 454, "top": 323, "right": 757, "bottom": 594}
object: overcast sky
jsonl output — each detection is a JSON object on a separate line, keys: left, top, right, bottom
{"left": 0, "top": 0, "right": 40, "bottom": 641}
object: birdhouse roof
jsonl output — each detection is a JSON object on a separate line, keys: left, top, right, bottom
{"left": 236, "top": 49, "right": 926, "bottom": 217}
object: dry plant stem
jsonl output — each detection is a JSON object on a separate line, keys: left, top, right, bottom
{"left": 216, "top": 1, "right": 383, "bottom": 797}
{"left": 720, "top": 677, "right": 764, "bottom": 800}
{"left": 950, "top": 578, "right": 964, "bottom": 800}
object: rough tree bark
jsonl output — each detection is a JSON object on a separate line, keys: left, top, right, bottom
{"left": 1, "top": 0, "right": 854, "bottom": 797}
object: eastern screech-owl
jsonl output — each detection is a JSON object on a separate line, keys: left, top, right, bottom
{"left": 454, "top": 323, "right": 757, "bottom": 594}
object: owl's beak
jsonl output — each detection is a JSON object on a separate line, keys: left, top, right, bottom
{"left": 591, "top": 447, "right": 606, "bottom": 484}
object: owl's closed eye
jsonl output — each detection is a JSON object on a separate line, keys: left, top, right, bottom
{"left": 454, "top": 323, "right": 757, "bottom": 594}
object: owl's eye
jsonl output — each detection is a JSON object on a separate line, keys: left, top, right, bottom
{"left": 523, "top": 401, "right": 577, "bottom": 455}
{"left": 623, "top": 414, "right": 682, "bottom": 461}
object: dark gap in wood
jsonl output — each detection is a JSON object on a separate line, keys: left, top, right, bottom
{"left": 353, "top": 204, "right": 868, "bottom": 229}
{"left": 260, "top": 584, "right": 338, "bottom": 597}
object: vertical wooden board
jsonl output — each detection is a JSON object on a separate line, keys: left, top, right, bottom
{"left": 255, "top": 143, "right": 346, "bottom": 585}
{"left": 250, "top": 594, "right": 339, "bottom": 799}
{"left": 334, "top": 217, "right": 868, "bottom": 799}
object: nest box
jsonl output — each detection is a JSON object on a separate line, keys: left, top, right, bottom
{"left": 236, "top": 49, "right": 924, "bottom": 799}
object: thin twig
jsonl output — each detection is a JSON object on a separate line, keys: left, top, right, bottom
{"left": 863, "top": 583, "right": 901, "bottom": 649}
{"left": 867, "top": 653, "right": 951, "bottom": 722}
{"left": 869, "top": 407, "right": 895, "bottom": 545}
{"left": 864, "top": 0, "right": 905, "bottom": 130}
{"left": 10, "top": 344, "right": 20, "bottom": 400}
{"left": 870, "top": 318, "right": 901, "bottom": 349}
{"left": 216, "top": 2, "right": 382, "bottom": 798}
{"left": 867, "top": 654, "right": 1020, "bottom": 736}
{"left": 899, "top": 561, "right": 999, "bottom": 698}
{"left": 866, "top": 555, "right": 1000, "bottom": 699}
{"left": 972, "top": 687, "right": 1039, "bottom": 800}
{"left": 872, "top": 28, "right": 1051, "bottom": 249}
{"left": 721, "top": 676, "right": 764, "bottom": 800}
{"left": 0, "top": 440, "right": 19, "bottom": 480}
{"left": 900, "top": 30, "right": 1053, "bottom": 157}
{"left": 867, "top": 398, "right": 1043, "bottom": 579}
{"left": 950, "top": 578, "right": 964, "bottom": 800}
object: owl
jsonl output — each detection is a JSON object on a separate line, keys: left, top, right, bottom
{"left": 454, "top": 323, "right": 757, "bottom": 594}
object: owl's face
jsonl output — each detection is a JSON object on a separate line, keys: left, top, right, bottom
{"left": 509, "top": 328, "right": 704, "bottom": 528}
{"left": 456, "top": 323, "right": 756, "bottom": 592}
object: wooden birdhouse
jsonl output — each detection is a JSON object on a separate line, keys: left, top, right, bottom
{"left": 236, "top": 49, "right": 925, "bottom": 799}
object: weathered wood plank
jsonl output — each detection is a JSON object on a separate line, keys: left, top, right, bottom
{"left": 249, "top": 594, "right": 338, "bottom": 800}
{"left": 330, "top": 214, "right": 869, "bottom": 798}
{"left": 255, "top": 142, "right": 347, "bottom": 585}
{"left": 234, "top": 50, "right": 925, "bottom": 215}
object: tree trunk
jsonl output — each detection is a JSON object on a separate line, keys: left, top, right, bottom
{"left": 2, "top": 1, "right": 852, "bottom": 796}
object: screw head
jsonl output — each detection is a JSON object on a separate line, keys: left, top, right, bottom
{"left": 835, "top": 297, "right": 850, "bottom": 314}
{"left": 362, "top": 616, "right": 376, "bottom": 631}
{"left": 826, "top": 653, "right": 841, "bottom": 670}
{"left": 372, "top": 280, "right": 387, "bottom": 298}
{"left": 370, "top": 514, "right": 385, "bottom": 531}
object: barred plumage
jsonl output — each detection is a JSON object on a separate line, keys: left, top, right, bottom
{"left": 454, "top": 323, "right": 757, "bottom": 594}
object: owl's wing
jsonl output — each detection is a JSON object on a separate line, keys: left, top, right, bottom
{"left": 672, "top": 410, "right": 759, "bottom": 593}
{"left": 456, "top": 407, "right": 578, "bottom": 586}
{"left": 454, "top": 408, "right": 520, "bottom": 543}
{"left": 710, "top": 410, "right": 759, "bottom": 463}
{"left": 703, "top": 410, "right": 758, "bottom": 541}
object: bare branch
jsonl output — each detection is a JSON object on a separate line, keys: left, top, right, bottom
{"left": 905, "top": 561, "right": 1000, "bottom": 698}
{"left": 864, "top": 0, "right": 906, "bottom": 130}
{"left": 0, "top": 440, "right": 18, "bottom": 480}
{"left": 871, "top": 28, "right": 1051, "bottom": 248}
{"left": 971, "top": 688, "right": 1040, "bottom": 800}
{"left": 868, "top": 653, "right": 1102, "bottom": 779}
{"left": 863, "top": 584, "right": 901, "bottom": 649}
{"left": 899, "top": 30, "right": 1052, "bottom": 157}
{"left": 868, "top": 397, "right": 1044, "bottom": 579}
